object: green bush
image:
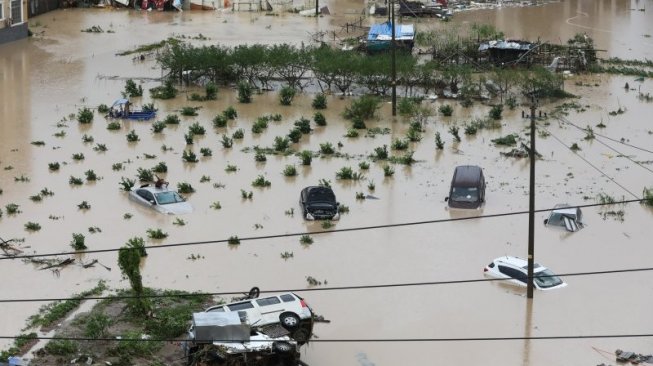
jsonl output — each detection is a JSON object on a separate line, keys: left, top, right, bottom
{"left": 288, "top": 128, "right": 302, "bottom": 143}
{"left": 300, "top": 150, "right": 312, "bottom": 165}
{"left": 282, "top": 165, "right": 297, "bottom": 177}
{"left": 164, "top": 114, "right": 180, "bottom": 125}
{"left": 314, "top": 112, "right": 326, "bottom": 126}
{"left": 181, "top": 107, "right": 198, "bottom": 116}
{"left": 124, "top": 79, "right": 143, "bottom": 98}
{"left": 238, "top": 82, "right": 252, "bottom": 103}
{"left": 491, "top": 133, "right": 518, "bottom": 146}
{"left": 223, "top": 106, "right": 238, "bottom": 120}
{"left": 489, "top": 104, "right": 503, "bottom": 120}
{"left": 150, "top": 80, "right": 177, "bottom": 99}
{"left": 344, "top": 95, "right": 380, "bottom": 120}
{"left": 274, "top": 136, "right": 290, "bottom": 151}
{"left": 279, "top": 86, "right": 296, "bottom": 105}
{"left": 294, "top": 117, "right": 312, "bottom": 134}
{"left": 77, "top": 107, "right": 94, "bottom": 124}
{"left": 45, "top": 339, "right": 77, "bottom": 356}
{"left": 438, "top": 104, "right": 453, "bottom": 117}
{"left": 84, "top": 313, "right": 111, "bottom": 338}
{"left": 152, "top": 121, "right": 166, "bottom": 133}
{"left": 252, "top": 175, "right": 271, "bottom": 187}
{"left": 312, "top": 93, "right": 327, "bottom": 109}
{"left": 320, "top": 142, "right": 335, "bottom": 154}
{"left": 213, "top": 114, "right": 228, "bottom": 128}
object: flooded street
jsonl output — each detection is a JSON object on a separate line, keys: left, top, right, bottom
{"left": 1, "top": 0, "right": 653, "bottom": 365}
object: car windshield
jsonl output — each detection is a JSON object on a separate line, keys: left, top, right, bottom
{"left": 451, "top": 187, "right": 479, "bottom": 202}
{"left": 534, "top": 269, "right": 563, "bottom": 288}
{"left": 155, "top": 191, "right": 185, "bottom": 205}
{"left": 307, "top": 189, "right": 335, "bottom": 203}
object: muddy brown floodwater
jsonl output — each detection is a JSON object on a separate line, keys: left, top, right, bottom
{"left": 1, "top": 0, "right": 653, "bottom": 365}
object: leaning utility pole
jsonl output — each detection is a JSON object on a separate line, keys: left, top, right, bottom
{"left": 526, "top": 95, "right": 537, "bottom": 299}
{"left": 391, "top": 0, "right": 397, "bottom": 116}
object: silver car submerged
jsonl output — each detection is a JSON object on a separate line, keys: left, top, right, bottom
{"left": 128, "top": 185, "right": 193, "bottom": 215}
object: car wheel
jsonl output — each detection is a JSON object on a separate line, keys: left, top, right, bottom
{"left": 272, "top": 341, "right": 295, "bottom": 354}
{"left": 279, "top": 312, "right": 300, "bottom": 330}
{"left": 291, "top": 328, "right": 310, "bottom": 343}
{"left": 247, "top": 286, "right": 260, "bottom": 299}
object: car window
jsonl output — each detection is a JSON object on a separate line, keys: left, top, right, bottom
{"left": 498, "top": 265, "right": 527, "bottom": 283}
{"left": 207, "top": 306, "right": 225, "bottom": 312}
{"left": 451, "top": 187, "right": 479, "bottom": 202}
{"left": 137, "top": 190, "right": 153, "bottom": 201}
{"left": 155, "top": 191, "right": 184, "bottom": 205}
{"left": 280, "top": 294, "right": 296, "bottom": 303}
{"left": 228, "top": 301, "right": 255, "bottom": 311}
{"left": 534, "top": 269, "right": 563, "bottom": 288}
{"left": 307, "top": 188, "right": 335, "bottom": 203}
{"left": 256, "top": 297, "right": 281, "bottom": 307}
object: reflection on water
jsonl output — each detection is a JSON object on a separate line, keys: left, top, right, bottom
{"left": 0, "top": 1, "right": 652, "bottom": 365}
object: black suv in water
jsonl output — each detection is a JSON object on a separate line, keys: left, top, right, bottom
{"left": 299, "top": 186, "right": 340, "bottom": 220}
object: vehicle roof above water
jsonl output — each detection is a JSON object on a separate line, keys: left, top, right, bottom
{"left": 492, "top": 256, "right": 545, "bottom": 272}
{"left": 136, "top": 185, "right": 173, "bottom": 194}
{"left": 303, "top": 186, "right": 336, "bottom": 200}
{"left": 452, "top": 165, "right": 484, "bottom": 187}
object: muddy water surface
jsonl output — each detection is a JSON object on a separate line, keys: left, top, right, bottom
{"left": 1, "top": 1, "right": 653, "bottom": 365}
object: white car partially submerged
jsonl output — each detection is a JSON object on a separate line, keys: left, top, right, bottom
{"left": 128, "top": 185, "right": 192, "bottom": 215}
{"left": 544, "top": 204, "right": 584, "bottom": 232}
{"left": 484, "top": 256, "right": 567, "bottom": 291}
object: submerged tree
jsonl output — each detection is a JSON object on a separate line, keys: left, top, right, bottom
{"left": 118, "top": 238, "right": 149, "bottom": 316}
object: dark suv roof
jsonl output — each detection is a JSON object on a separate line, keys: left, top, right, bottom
{"left": 304, "top": 186, "right": 336, "bottom": 203}
{"left": 452, "top": 165, "right": 483, "bottom": 187}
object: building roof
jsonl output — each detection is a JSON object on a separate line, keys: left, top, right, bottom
{"left": 367, "top": 21, "right": 415, "bottom": 42}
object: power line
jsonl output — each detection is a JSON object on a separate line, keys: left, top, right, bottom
{"left": 541, "top": 126, "right": 640, "bottom": 199}
{"left": 1, "top": 333, "right": 652, "bottom": 343}
{"left": 556, "top": 116, "right": 653, "bottom": 175}
{"left": 555, "top": 116, "right": 653, "bottom": 155}
{"left": 0, "top": 199, "right": 643, "bottom": 262}
{"left": 1, "top": 266, "right": 652, "bottom": 304}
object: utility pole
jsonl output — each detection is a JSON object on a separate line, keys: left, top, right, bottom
{"left": 391, "top": 0, "right": 397, "bottom": 116}
{"left": 315, "top": 0, "right": 318, "bottom": 16}
{"left": 526, "top": 94, "right": 537, "bottom": 299}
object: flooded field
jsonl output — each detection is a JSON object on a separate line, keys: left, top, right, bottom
{"left": 1, "top": 0, "right": 653, "bottom": 365}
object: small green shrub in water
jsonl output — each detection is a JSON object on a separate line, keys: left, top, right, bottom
{"left": 448, "top": 126, "right": 461, "bottom": 142}
{"left": 181, "top": 107, "right": 198, "bottom": 117}
{"left": 288, "top": 128, "right": 302, "bottom": 143}
{"left": 97, "top": 104, "right": 110, "bottom": 114}
{"left": 391, "top": 138, "right": 409, "bottom": 151}
{"left": 359, "top": 161, "right": 370, "bottom": 170}
{"left": 221, "top": 135, "right": 233, "bottom": 148}
{"left": 438, "top": 104, "right": 453, "bottom": 117}
{"left": 282, "top": 165, "right": 297, "bottom": 177}
{"left": 123, "top": 79, "right": 143, "bottom": 98}
{"left": 147, "top": 228, "right": 168, "bottom": 240}
{"left": 120, "top": 177, "right": 135, "bottom": 192}
{"left": 300, "top": 150, "right": 312, "bottom": 166}
{"left": 241, "top": 189, "right": 253, "bottom": 199}
{"left": 352, "top": 116, "right": 366, "bottom": 129}
{"left": 188, "top": 122, "right": 206, "bottom": 136}
{"left": 150, "top": 80, "right": 178, "bottom": 99}
{"left": 151, "top": 121, "right": 166, "bottom": 133}
{"left": 344, "top": 95, "right": 380, "bottom": 120}
{"left": 6, "top": 203, "right": 20, "bottom": 214}
{"left": 152, "top": 162, "right": 167, "bottom": 173}
{"left": 223, "top": 106, "right": 238, "bottom": 120}
{"left": 25, "top": 222, "right": 41, "bottom": 231}
{"left": 312, "top": 93, "right": 327, "bottom": 109}
{"left": 491, "top": 134, "right": 518, "bottom": 146}
{"left": 255, "top": 152, "right": 267, "bottom": 162}
{"left": 177, "top": 182, "right": 195, "bottom": 194}
{"left": 137, "top": 168, "right": 154, "bottom": 182}
{"left": 314, "top": 112, "right": 326, "bottom": 126}
{"left": 300, "top": 235, "right": 313, "bottom": 245}
{"left": 81, "top": 134, "right": 94, "bottom": 143}
{"left": 228, "top": 236, "right": 240, "bottom": 245}
{"left": 70, "top": 233, "right": 87, "bottom": 250}
{"left": 225, "top": 164, "right": 238, "bottom": 172}
{"left": 336, "top": 167, "right": 364, "bottom": 180}
{"left": 184, "top": 133, "right": 194, "bottom": 145}
{"left": 213, "top": 114, "right": 228, "bottom": 128}
{"left": 320, "top": 142, "right": 335, "bottom": 155}
{"left": 69, "top": 176, "right": 83, "bottom": 185}
{"left": 238, "top": 82, "right": 252, "bottom": 103}
{"left": 77, "top": 107, "right": 94, "bottom": 124}
{"left": 107, "top": 121, "right": 121, "bottom": 130}
{"left": 85, "top": 170, "right": 99, "bottom": 181}
{"left": 232, "top": 129, "right": 245, "bottom": 139}
{"left": 48, "top": 162, "right": 60, "bottom": 171}
{"left": 373, "top": 145, "right": 389, "bottom": 160}
{"left": 164, "top": 114, "right": 180, "bottom": 125}
{"left": 274, "top": 136, "right": 290, "bottom": 152}
{"left": 182, "top": 150, "right": 198, "bottom": 163}
{"left": 77, "top": 201, "right": 91, "bottom": 210}
{"left": 383, "top": 165, "right": 395, "bottom": 177}
{"left": 489, "top": 104, "right": 503, "bottom": 120}
{"left": 252, "top": 175, "right": 271, "bottom": 187}
{"left": 72, "top": 153, "right": 85, "bottom": 161}
{"left": 126, "top": 130, "right": 140, "bottom": 142}
{"left": 294, "top": 117, "right": 312, "bottom": 134}
{"left": 642, "top": 187, "right": 653, "bottom": 206}
{"left": 279, "top": 86, "right": 296, "bottom": 106}
{"left": 345, "top": 128, "right": 359, "bottom": 138}
{"left": 200, "top": 147, "right": 212, "bottom": 157}
{"left": 435, "top": 132, "right": 445, "bottom": 150}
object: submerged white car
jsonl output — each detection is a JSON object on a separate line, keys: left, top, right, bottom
{"left": 483, "top": 256, "right": 567, "bottom": 291}
{"left": 128, "top": 185, "right": 192, "bottom": 215}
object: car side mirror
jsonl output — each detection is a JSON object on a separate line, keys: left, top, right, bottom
{"left": 543, "top": 219, "right": 548, "bottom": 225}
{"left": 149, "top": 200, "right": 156, "bottom": 205}
{"left": 336, "top": 202, "right": 340, "bottom": 206}
{"left": 444, "top": 197, "right": 449, "bottom": 202}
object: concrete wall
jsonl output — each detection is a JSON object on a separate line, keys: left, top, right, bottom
{"left": 0, "top": 22, "right": 28, "bottom": 45}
